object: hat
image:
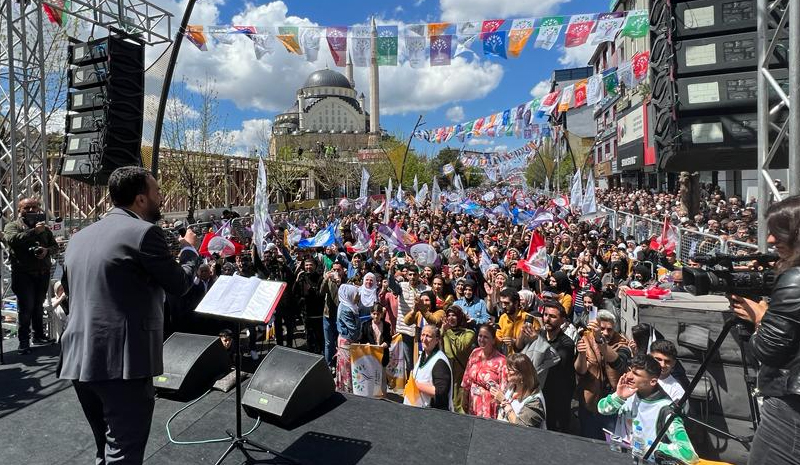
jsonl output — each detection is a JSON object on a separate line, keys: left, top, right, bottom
{"left": 173, "top": 220, "right": 185, "bottom": 228}
{"left": 617, "top": 243, "right": 627, "bottom": 250}
{"left": 265, "top": 243, "right": 277, "bottom": 251}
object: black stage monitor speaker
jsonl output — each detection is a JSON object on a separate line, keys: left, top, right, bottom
{"left": 154, "top": 332, "right": 231, "bottom": 397}
{"left": 243, "top": 346, "right": 334, "bottom": 425}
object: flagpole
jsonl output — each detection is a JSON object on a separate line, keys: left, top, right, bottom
{"left": 400, "top": 114, "right": 425, "bottom": 184}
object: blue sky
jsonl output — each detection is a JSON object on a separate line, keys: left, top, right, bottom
{"left": 159, "top": 0, "right": 613, "bottom": 156}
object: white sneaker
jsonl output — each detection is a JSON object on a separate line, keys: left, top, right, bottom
{"left": 250, "top": 350, "right": 258, "bottom": 360}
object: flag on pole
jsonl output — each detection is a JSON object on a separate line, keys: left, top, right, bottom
{"left": 516, "top": 231, "right": 549, "bottom": 278}
{"left": 570, "top": 168, "right": 583, "bottom": 210}
{"left": 650, "top": 216, "right": 679, "bottom": 254}
{"left": 297, "top": 224, "right": 337, "bottom": 249}
{"left": 431, "top": 177, "right": 442, "bottom": 212}
{"left": 252, "top": 158, "right": 274, "bottom": 259}
{"left": 384, "top": 178, "right": 393, "bottom": 224}
{"left": 413, "top": 175, "right": 419, "bottom": 195}
{"left": 582, "top": 171, "right": 597, "bottom": 215}
{"left": 43, "top": 0, "right": 71, "bottom": 26}
{"left": 359, "top": 167, "right": 370, "bottom": 199}
{"left": 415, "top": 183, "right": 428, "bottom": 204}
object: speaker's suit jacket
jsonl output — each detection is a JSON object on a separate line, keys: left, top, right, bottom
{"left": 59, "top": 208, "right": 198, "bottom": 381}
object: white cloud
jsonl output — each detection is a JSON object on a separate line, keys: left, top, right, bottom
{"left": 229, "top": 118, "right": 274, "bottom": 154}
{"left": 46, "top": 108, "right": 67, "bottom": 134}
{"left": 446, "top": 105, "right": 465, "bottom": 122}
{"left": 468, "top": 138, "right": 495, "bottom": 146}
{"left": 439, "top": 0, "right": 569, "bottom": 22}
{"left": 492, "top": 144, "right": 508, "bottom": 152}
{"left": 530, "top": 79, "right": 552, "bottom": 98}
{"left": 395, "top": 5, "right": 405, "bottom": 13}
{"left": 414, "top": 0, "right": 426, "bottom": 6}
{"left": 168, "top": 3, "right": 504, "bottom": 118}
{"left": 558, "top": 43, "right": 596, "bottom": 68}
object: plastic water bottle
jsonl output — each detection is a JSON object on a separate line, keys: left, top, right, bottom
{"left": 631, "top": 422, "right": 646, "bottom": 459}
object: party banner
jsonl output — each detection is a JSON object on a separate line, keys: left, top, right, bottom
{"left": 506, "top": 18, "right": 535, "bottom": 58}
{"left": 592, "top": 12, "right": 625, "bottom": 44}
{"left": 481, "top": 19, "right": 505, "bottom": 37}
{"left": 207, "top": 25, "right": 234, "bottom": 44}
{"left": 603, "top": 69, "right": 619, "bottom": 96}
{"left": 538, "top": 91, "right": 560, "bottom": 116}
{"left": 430, "top": 35, "right": 453, "bottom": 66}
{"left": 404, "top": 34, "right": 428, "bottom": 68}
{"left": 482, "top": 30, "right": 507, "bottom": 58}
{"left": 300, "top": 27, "right": 322, "bottom": 61}
{"left": 326, "top": 26, "right": 348, "bottom": 66}
{"left": 427, "top": 22, "right": 450, "bottom": 36}
{"left": 349, "top": 26, "right": 372, "bottom": 67}
{"left": 377, "top": 25, "right": 399, "bottom": 65}
{"left": 574, "top": 79, "right": 587, "bottom": 107}
{"left": 632, "top": 50, "right": 650, "bottom": 81}
{"left": 455, "top": 21, "right": 480, "bottom": 58}
{"left": 534, "top": 16, "right": 564, "bottom": 50}
{"left": 565, "top": 14, "right": 596, "bottom": 48}
{"left": 386, "top": 334, "right": 407, "bottom": 390}
{"left": 621, "top": 9, "right": 649, "bottom": 38}
{"left": 557, "top": 84, "right": 574, "bottom": 112}
{"left": 277, "top": 26, "right": 301, "bottom": 54}
{"left": 586, "top": 73, "right": 604, "bottom": 105}
{"left": 186, "top": 26, "right": 208, "bottom": 51}
{"left": 617, "top": 62, "right": 635, "bottom": 88}
{"left": 351, "top": 343, "right": 385, "bottom": 397}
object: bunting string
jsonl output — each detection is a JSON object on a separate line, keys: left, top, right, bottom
{"left": 179, "top": 9, "right": 649, "bottom": 67}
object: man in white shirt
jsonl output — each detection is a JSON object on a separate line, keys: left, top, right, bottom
{"left": 649, "top": 339, "right": 685, "bottom": 402}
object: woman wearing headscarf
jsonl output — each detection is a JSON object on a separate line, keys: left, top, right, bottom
{"left": 601, "top": 261, "right": 628, "bottom": 300}
{"left": 441, "top": 305, "right": 476, "bottom": 413}
{"left": 335, "top": 284, "right": 361, "bottom": 393}
{"left": 359, "top": 272, "right": 379, "bottom": 314}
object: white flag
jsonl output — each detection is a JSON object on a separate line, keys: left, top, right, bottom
{"left": 586, "top": 74, "right": 604, "bottom": 105}
{"left": 544, "top": 175, "right": 550, "bottom": 192}
{"left": 404, "top": 34, "right": 428, "bottom": 68}
{"left": 359, "top": 167, "right": 370, "bottom": 199}
{"left": 582, "top": 171, "right": 597, "bottom": 214}
{"left": 253, "top": 158, "right": 274, "bottom": 260}
{"left": 431, "top": 177, "right": 442, "bottom": 212}
{"left": 349, "top": 26, "right": 372, "bottom": 67}
{"left": 413, "top": 175, "right": 419, "bottom": 194}
{"left": 300, "top": 27, "right": 322, "bottom": 62}
{"left": 396, "top": 184, "right": 404, "bottom": 204}
{"left": 570, "top": 168, "right": 583, "bottom": 209}
{"left": 384, "top": 178, "right": 392, "bottom": 224}
{"left": 415, "top": 183, "right": 428, "bottom": 204}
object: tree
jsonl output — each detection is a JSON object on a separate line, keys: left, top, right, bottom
{"left": 266, "top": 146, "right": 311, "bottom": 211}
{"left": 161, "top": 75, "right": 232, "bottom": 223}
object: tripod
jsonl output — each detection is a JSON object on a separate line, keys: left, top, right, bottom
{"left": 213, "top": 319, "right": 296, "bottom": 465}
{"left": 643, "top": 317, "right": 756, "bottom": 462}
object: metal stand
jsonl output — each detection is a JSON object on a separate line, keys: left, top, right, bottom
{"left": 643, "top": 318, "right": 755, "bottom": 461}
{"left": 213, "top": 319, "right": 295, "bottom": 465}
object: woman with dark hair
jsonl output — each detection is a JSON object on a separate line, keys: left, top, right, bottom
{"left": 545, "top": 271, "right": 574, "bottom": 316}
{"left": 430, "top": 274, "right": 454, "bottom": 311}
{"left": 403, "top": 290, "right": 444, "bottom": 357}
{"left": 729, "top": 195, "right": 800, "bottom": 465}
{"left": 360, "top": 303, "right": 392, "bottom": 366}
{"left": 491, "top": 353, "right": 546, "bottom": 428}
{"left": 441, "top": 305, "right": 476, "bottom": 413}
{"left": 461, "top": 324, "right": 508, "bottom": 419}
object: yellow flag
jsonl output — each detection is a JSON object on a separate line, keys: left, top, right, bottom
{"left": 427, "top": 22, "right": 450, "bottom": 37}
{"left": 277, "top": 34, "right": 302, "bottom": 54}
{"left": 507, "top": 28, "right": 533, "bottom": 58}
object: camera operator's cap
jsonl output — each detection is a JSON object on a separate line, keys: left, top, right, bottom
{"left": 173, "top": 220, "right": 184, "bottom": 228}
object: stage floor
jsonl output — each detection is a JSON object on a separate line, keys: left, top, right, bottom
{"left": 1, "top": 340, "right": 632, "bottom": 465}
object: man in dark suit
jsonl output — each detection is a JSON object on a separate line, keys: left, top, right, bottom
{"left": 59, "top": 166, "right": 199, "bottom": 465}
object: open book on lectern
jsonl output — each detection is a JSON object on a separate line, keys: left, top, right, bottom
{"left": 194, "top": 275, "right": 287, "bottom": 322}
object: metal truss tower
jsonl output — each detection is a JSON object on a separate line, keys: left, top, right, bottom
{"left": 0, "top": 0, "right": 171, "bottom": 310}
{"left": 757, "top": 0, "right": 798, "bottom": 250}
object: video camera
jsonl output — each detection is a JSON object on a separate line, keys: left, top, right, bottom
{"left": 682, "top": 253, "right": 778, "bottom": 297}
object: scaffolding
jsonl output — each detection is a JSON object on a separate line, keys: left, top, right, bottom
{"left": 0, "top": 0, "right": 172, "bottom": 305}
{"left": 757, "top": 0, "right": 798, "bottom": 250}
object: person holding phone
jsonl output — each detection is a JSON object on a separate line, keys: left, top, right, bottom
{"left": 4, "top": 197, "right": 59, "bottom": 354}
{"left": 461, "top": 324, "right": 508, "bottom": 419}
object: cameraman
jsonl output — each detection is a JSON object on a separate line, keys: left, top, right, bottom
{"left": 4, "top": 198, "right": 58, "bottom": 354}
{"left": 729, "top": 195, "right": 800, "bottom": 465}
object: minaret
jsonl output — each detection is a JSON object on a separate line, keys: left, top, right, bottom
{"left": 345, "top": 52, "right": 354, "bottom": 88}
{"left": 297, "top": 90, "right": 305, "bottom": 130}
{"left": 369, "top": 16, "right": 380, "bottom": 135}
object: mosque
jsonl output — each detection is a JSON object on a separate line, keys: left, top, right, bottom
{"left": 269, "top": 19, "right": 382, "bottom": 158}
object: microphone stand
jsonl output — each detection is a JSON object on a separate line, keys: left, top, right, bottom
{"left": 213, "top": 319, "right": 296, "bottom": 465}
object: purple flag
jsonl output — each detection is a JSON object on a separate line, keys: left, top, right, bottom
{"left": 326, "top": 26, "right": 347, "bottom": 66}
{"left": 430, "top": 35, "right": 452, "bottom": 66}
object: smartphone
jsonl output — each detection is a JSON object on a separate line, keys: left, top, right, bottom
{"left": 587, "top": 306, "right": 598, "bottom": 323}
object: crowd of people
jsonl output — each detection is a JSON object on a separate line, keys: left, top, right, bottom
{"left": 8, "top": 164, "right": 799, "bottom": 465}
{"left": 145, "top": 183, "right": 762, "bottom": 465}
